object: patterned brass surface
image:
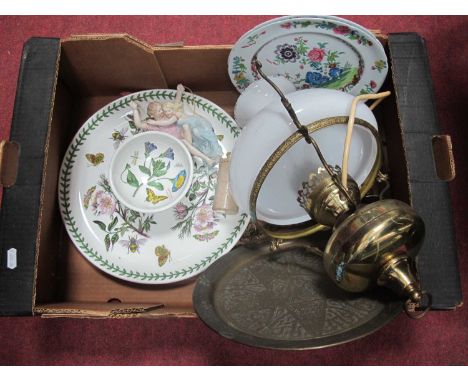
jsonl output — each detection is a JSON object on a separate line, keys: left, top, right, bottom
{"left": 193, "top": 242, "right": 401, "bottom": 350}
{"left": 249, "top": 116, "right": 382, "bottom": 240}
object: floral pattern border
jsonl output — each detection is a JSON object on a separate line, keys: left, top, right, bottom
{"left": 59, "top": 90, "right": 248, "bottom": 282}
{"left": 230, "top": 19, "right": 386, "bottom": 93}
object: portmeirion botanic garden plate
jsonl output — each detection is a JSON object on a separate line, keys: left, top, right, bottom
{"left": 59, "top": 89, "right": 249, "bottom": 284}
{"left": 229, "top": 16, "right": 388, "bottom": 95}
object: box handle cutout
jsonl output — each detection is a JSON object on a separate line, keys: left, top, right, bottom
{"left": 107, "top": 298, "right": 122, "bottom": 304}
{"left": 0, "top": 140, "right": 20, "bottom": 188}
{"left": 432, "top": 135, "right": 456, "bottom": 182}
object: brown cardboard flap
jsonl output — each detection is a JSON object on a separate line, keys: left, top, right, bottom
{"left": 432, "top": 135, "right": 456, "bottom": 181}
{"left": 61, "top": 34, "right": 168, "bottom": 95}
{"left": 154, "top": 46, "right": 234, "bottom": 91}
{"left": 0, "top": 140, "right": 20, "bottom": 188}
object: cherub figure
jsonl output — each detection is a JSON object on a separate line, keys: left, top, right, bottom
{"left": 129, "top": 93, "right": 183, "bottom": 140}
{"left": 130, "top": 84, "right": 222, "bottom": 166}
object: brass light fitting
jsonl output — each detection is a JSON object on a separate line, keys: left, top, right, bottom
{"left": 251, "top": 58, "right": 432, "bottom": 318}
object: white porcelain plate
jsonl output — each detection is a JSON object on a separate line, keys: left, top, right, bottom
{"left": 228, "top": 16, "right": 388, "bottom": 95}
{"left": 59, "top": 89, "right": 249, "bottom": 284}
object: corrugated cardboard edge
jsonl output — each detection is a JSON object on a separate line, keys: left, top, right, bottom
{"left": 65, "top": 33, "right": 155, "bottom": 53}
{"left": 35, "top": 303, "right": 196, "bottom": 319}
{"left": 63, "top": 33, "right": 169, "bottom": 88}
{"left": 66, "top": 30, "right": 385, "bottom": 51}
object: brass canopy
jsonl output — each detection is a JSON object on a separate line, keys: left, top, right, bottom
{"left": 298, "top": 166, "right": 360, "bottom": 227}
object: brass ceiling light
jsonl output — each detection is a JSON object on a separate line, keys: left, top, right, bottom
{"left": 250, "top": 58, "right": 432, "bottom": 318}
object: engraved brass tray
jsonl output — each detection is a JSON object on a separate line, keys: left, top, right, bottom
{"left": 193, "top": 240, "right": 402, "bottom": 350}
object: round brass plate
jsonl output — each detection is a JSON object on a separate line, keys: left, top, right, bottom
{"left": 193, "top": 243, "right": 402, "bottom": 350}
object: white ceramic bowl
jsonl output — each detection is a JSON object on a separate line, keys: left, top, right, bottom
{"left": 109, "top": 131, "right": 193, "bottom": 214}
{"left": 229, "top": 88, "right": 378, "bottom": 225}
{"left": 234, "top": 76, "right": 296, "bottom": 127}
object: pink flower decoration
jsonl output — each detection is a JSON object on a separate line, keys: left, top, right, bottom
{"left": 174, "top": 202, "right": 188, "bottom": 219}
{"left": 193, "top": 204, "right": 216, "bottom": 232}
{"left": 370, "top": 80, "right": 377, "bottom": 89}
{"left": 307, "top": 48, "right": 326, "bottom": 62}
{"left": 92, "top": 190, "right": 116, "bottom": 216}
{"left": 333, "top": 25, "right": 351, "bottom": 35}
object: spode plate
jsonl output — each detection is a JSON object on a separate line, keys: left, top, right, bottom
{"left": 229, "top": 16, "right": 388, "bottom": 95}
{"left": 59, "top": 89, "right": 249, "bottom": 284}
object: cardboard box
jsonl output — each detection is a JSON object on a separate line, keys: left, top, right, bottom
{"left": 0, "top": 33, "right": 462, "bottom": 319}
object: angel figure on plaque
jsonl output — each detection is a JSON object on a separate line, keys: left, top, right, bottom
{"left": 130, "top": 84, "right": 222, "bottom": 166}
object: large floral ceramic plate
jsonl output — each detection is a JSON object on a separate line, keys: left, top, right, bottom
{"left": 229, "top": 16, "right": 388, "bottom": 95}
{"left": 59, "top": 89, "right": 249, "bottom": 284}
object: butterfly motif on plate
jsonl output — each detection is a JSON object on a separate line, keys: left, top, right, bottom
{"left": 146, "top": 188, "right": 168, "bottom": 204}
{"left": 155, "top": 245, "right": 171, "bottom": 266}
{"left": 85, "top": 153, "right": 105, "bottom": 166}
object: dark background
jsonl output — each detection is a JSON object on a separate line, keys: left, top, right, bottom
{"left": 0, "top": 16, "right": 467, "bottom": 365}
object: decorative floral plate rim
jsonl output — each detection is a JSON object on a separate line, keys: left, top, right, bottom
{"left": 59, "top": 89, "right": 249, "bottom": 284}
{"left": 228, "top": 16, "right": 388, "bottom": 95}
{"left": 235, "top": 15, "right": 378, "bottom": 51}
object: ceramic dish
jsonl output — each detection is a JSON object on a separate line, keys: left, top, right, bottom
{"left": 59, "top": 89, "right": 249, "bottom": 284}
{"left": 240, "top": 15, "right": 380, "bottom": 45}
{"left": 229, "top": 88, "right": 378, "bottom": 225}
{"left": 228, "top": 16, "right": 388, "bottom": 95}
{"left": 234, "top": 16, "right": 378, "bottom": 52}
{"left": 109, "top": 131, "right": 193, "bottom": 214}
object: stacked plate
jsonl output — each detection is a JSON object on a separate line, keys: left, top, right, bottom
{"left": 59, "top": 90, "right": 249, "bottom": 284}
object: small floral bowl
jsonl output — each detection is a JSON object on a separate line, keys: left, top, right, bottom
{"left": 109, "top": 131, "right": 193, "bottom": 214}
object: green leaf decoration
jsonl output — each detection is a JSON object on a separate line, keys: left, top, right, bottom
{"left": 126, "top": 169, "right": 140, "bottom": 188}
{"left": 128, "top": 120, "right": 137, "bottom": 131}
{"left": 139, "top": 165, "right": 151, "bottom": 176}
{"left": 107, "top": 216, "right": 118, "bottom": 231}
{"left": 147, "top": 181, "right": 164, "bottom": 191}
{"left": 111, "top": 233, "right": 119, "bottom": 247}
{"left": 192, "top": 181, "right": 200, "bottom": 192}
{"left": 104, "top": 234, "right": 111, "bottom": 252}
{"left": 93, "top": 220, "right": 107, "bottom": 232}
{"left": 151, "top": 159, "right": 167, "bottom": 177}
